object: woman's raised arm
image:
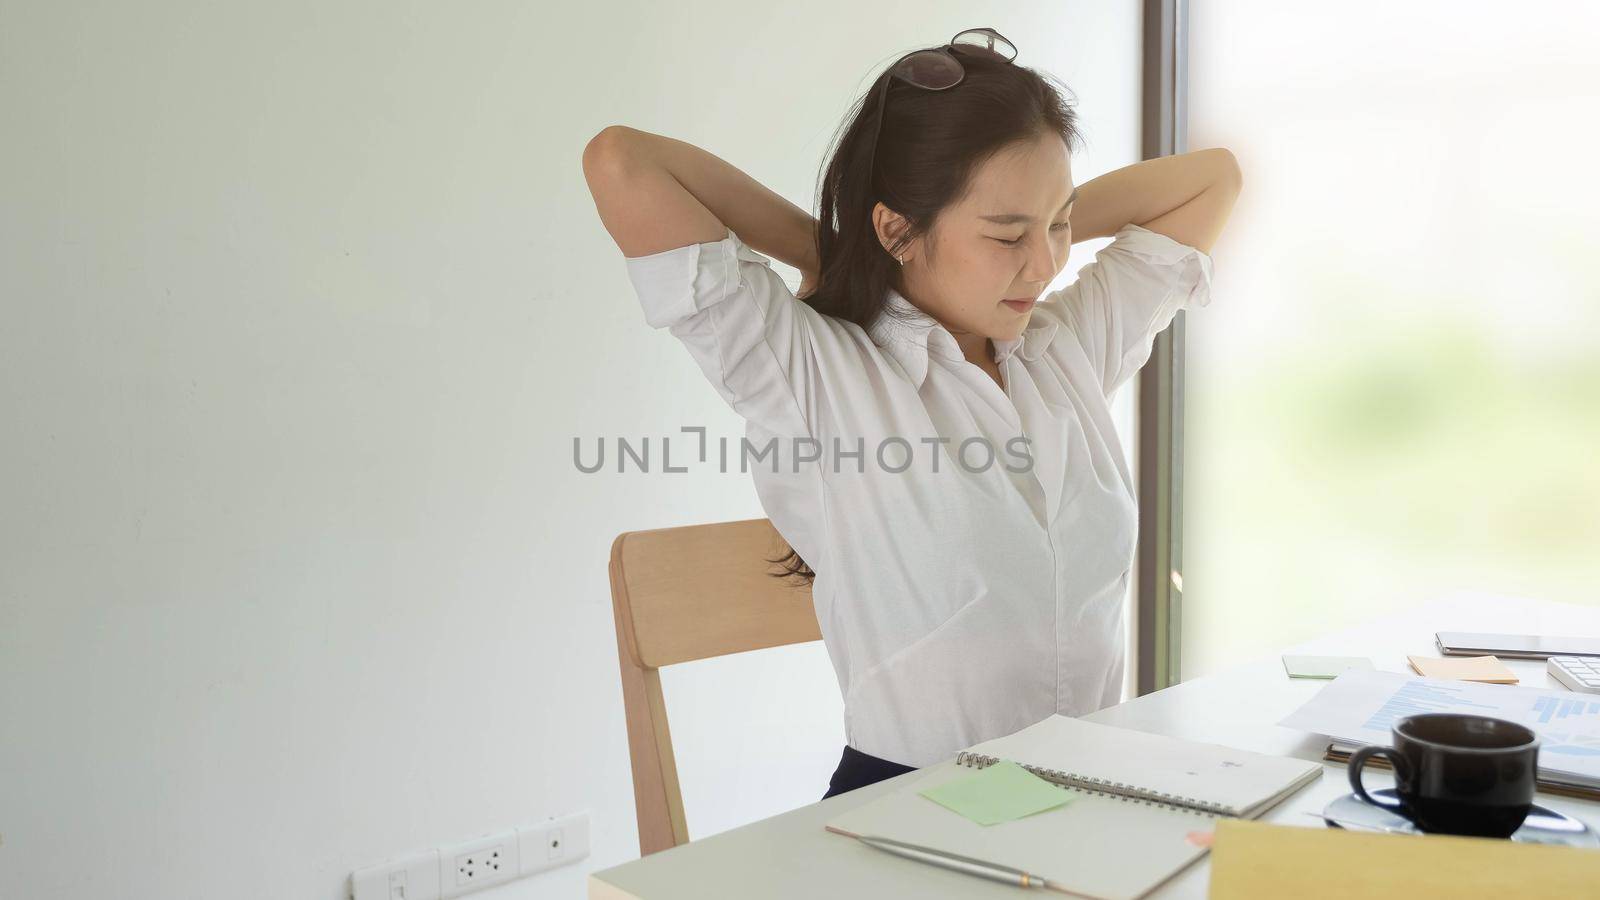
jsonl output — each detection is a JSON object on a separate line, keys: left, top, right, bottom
{"left": 580, "top": 125, "right": 833, "bottom": 447}
{"left": 1067, "top": 148, "right": 1242, "bottom": 254}
{"left": 581, "top": 125, "right": 820, "bottom": 278}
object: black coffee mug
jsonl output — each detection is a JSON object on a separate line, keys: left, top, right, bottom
{"left": 1347, "top": 712, "right": 1540, "bottom": 837}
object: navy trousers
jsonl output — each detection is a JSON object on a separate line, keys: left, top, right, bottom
{"left": 822, "top": 745, "right": 916, "bottom": 799}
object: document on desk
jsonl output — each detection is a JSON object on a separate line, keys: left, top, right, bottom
{"left": 1279, "top": 668, "right": 1600, "bottom": 788}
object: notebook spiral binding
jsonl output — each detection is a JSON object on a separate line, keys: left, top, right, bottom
{"left": 954, "top": 751, "right": 1232, "bottom": 818}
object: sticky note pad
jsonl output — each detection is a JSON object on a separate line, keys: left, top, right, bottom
{"left": 1208, "top": 818, "right": 1600, "bottom": 898}
{"left": 1407, "top": 654, "right": 1519, "bottom": 683}
{"left": 918, "top": 761, "right": 1073, "bottom": 826}
{"left": 1281, "top": 655, "right": 1375, "bottom": 679}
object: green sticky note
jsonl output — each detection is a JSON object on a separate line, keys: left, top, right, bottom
{"left": 919, "top": 761, "right": 1074, "bottom": 826}
{"left": 1282, "top": 655, "right": 1375, "bottom": 679}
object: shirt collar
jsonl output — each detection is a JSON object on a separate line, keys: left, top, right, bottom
{"left": 866, "top": 287, "right": 1059, "bottom": 387}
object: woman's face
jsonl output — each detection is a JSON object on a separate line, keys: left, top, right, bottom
{"left": 887, "top": 132, "right": 1076, "bottom": 357}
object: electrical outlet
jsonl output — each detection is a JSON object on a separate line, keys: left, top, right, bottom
{"left": 517, "top": 812, "right": 590, "bottom": 876}
{"left": 438, "top": 830, "right": 520, "bottom": 899}
{"left": 352, "top": 812, "right": 588, "bottom": 900}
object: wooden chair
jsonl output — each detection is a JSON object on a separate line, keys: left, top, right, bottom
{"left": 608, "top": 517, "right": 821, "bottom": 856}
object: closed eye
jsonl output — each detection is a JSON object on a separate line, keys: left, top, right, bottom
{"left": 994, "top": 222, "right": 1072, "bottom": 247}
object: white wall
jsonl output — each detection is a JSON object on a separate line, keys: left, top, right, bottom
{"left": 0, "top": 2, "right": 1144, "bottom": 897}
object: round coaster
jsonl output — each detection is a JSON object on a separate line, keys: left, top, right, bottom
{"left": 1323, "top": 789, "right": 1600, "bottom": 848}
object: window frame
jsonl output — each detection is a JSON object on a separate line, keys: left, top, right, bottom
{"left": 1134, "top": 0, "right": 1190, "bottom": 695}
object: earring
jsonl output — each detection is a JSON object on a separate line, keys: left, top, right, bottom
{"left": 896, "top": 254, "right": 904, "bottom": 266}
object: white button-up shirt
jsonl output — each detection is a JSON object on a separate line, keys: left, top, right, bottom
{"left": 624, "top": 223, "right": 1213, "bottom": 767}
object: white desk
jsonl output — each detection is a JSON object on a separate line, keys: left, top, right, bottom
{"left": 591, "top": 592, "right": 1600, "bottom": 899}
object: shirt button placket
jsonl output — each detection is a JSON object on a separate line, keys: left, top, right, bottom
{"left": 1048, "top": 507, "right": 1064, "bottom": 714}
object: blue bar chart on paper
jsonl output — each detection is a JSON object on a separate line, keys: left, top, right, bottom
{"left": 1530, "top": 696, "right": 1600, "bottom": 758}
{"left": 1532, "top": 696, "right": 1600, "bottom": 725}
{"left": 1362, "top": 679, "right": 1499, "bottom": 732}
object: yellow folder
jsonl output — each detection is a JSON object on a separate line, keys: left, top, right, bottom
{"left": 1208, "top": 819, "right": 1600, "bottom": 898}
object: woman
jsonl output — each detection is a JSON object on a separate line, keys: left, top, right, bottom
{"left": 582, "top": 29, "right": 1240, "bottom": 799}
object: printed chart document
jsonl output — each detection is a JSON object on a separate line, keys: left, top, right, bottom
{"left": 1278, "top": 668, "right": 1600, "bottom": 788}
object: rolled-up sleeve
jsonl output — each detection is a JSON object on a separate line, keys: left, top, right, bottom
{"left": 1049, "top": 222, "right": 1214, "bottom": 397}
{"left": 623, "top": 228, "right": 820, "bottom": 441}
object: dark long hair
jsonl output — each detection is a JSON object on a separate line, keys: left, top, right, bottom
{"left": 768, "top": 43, "right": 1084, "bottom": 584}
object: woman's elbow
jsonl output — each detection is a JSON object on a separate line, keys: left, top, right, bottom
{"left": 1210, "top": 147, "right": 1243, "bottom": 194}
{"left": 582, "top": 125, "right": 642, "bottom": 182}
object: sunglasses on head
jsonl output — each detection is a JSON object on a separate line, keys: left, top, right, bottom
{"left": 863, "top": 28, "right": 1020, "bottom": 187}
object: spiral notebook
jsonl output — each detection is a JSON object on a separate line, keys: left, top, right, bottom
{"left": 826, "top": 715, "right": 1323, "bottom": 900}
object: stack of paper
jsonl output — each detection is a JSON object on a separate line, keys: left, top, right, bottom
{"left": 1279, "top": 668, "right": 1600, "bottom": 790}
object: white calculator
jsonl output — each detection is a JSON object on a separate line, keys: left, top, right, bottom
{"left": 1547, "top": 656, "right": 1600, "bottom": 694}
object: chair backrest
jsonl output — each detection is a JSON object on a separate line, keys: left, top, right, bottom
{"left": 608, "top": 517, "right": 820, "bottom": 855}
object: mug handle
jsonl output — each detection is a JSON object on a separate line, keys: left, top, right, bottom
{"left": 1347, "top": 745, "right": 1412, "bottom": 811}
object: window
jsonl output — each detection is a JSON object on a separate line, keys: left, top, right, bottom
{"left": 1181, "top": 0, "right": 1600, "bottom": 678}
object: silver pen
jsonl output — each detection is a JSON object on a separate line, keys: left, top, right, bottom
{"left": 856, "top": 834, "right": 1051, "bottom": 889}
